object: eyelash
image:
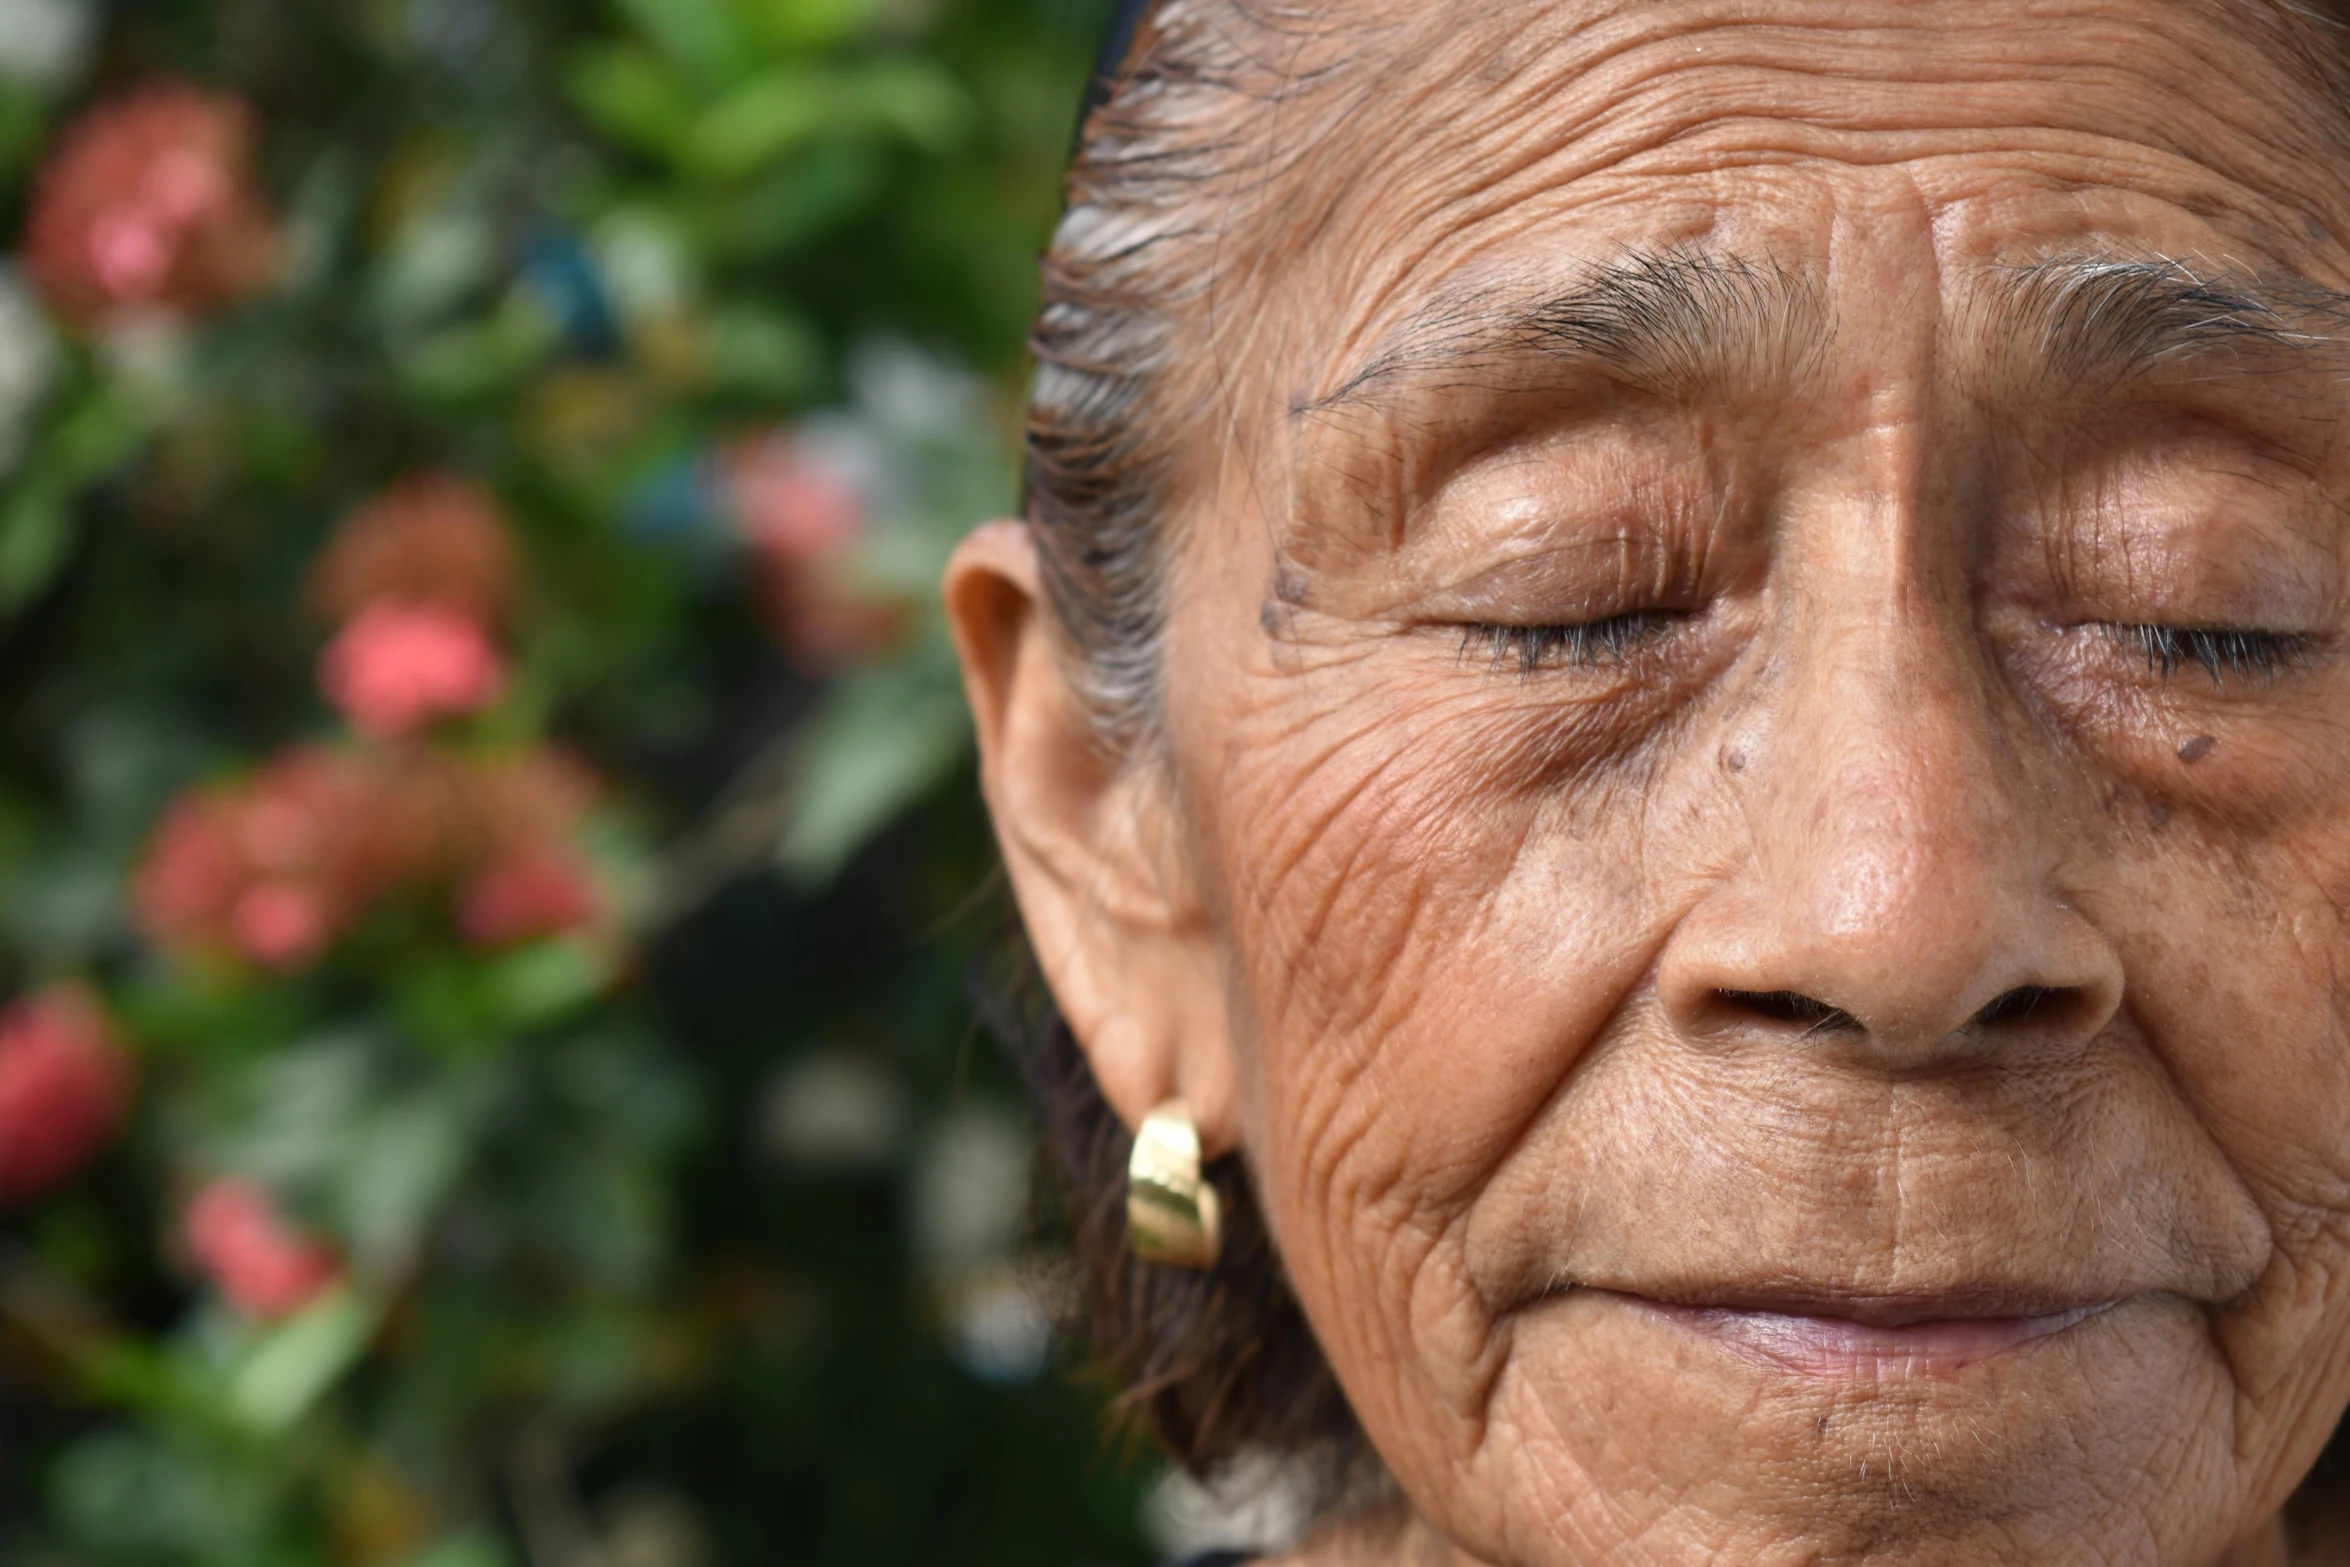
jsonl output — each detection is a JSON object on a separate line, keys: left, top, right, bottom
{"left": 1458, "top": 618, "right": 2316, "bottom": 683}
{"left": 1459, "top": 613, "right": 1677, "bottom": 673}
{"left": 2111, "top": 624, "right": 2314, "bottom": 684}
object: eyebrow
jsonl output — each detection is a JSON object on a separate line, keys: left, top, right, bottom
{"left": 1298, "top": 251, "right": 2350, "bottom": 428}
{"left": 1976, "top": 256, "right": 2350, "bottom": 387}
{"left": 1296, "top": 250, "right": 1824, "bottom": 421}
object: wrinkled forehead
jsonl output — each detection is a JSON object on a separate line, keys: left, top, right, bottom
{"left": 1215, "top": 0, "right": 2350, "bottom": 412}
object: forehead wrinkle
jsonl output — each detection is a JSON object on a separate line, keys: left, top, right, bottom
{"left": 1295, "top": 248, "right": 1828, "bottom": 423}
{"left": 1971, "top": 254, "right": 2350, "bottom": 391}
{"left": 1253, "top": 0, "right": 2350, "bottom": 322}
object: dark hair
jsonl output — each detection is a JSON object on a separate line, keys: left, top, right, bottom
{"left": 1005, "top": 0, "right": 1380, "bottom": 1482}
{"left": 981, "top": 947, "right": 1360, "bottom": 1473}
{"left": 1005, "top": 0, "right": 2350, "bottom": 1511}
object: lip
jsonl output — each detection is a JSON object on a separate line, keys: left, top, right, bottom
{"left": 1610, "top": 1290, "right": 2121, "bottom": 1375}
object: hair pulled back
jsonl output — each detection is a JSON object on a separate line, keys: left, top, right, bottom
{"left": 1004, "top": 0, "right": 1372, "bottom": 1480}
{"left": 998, "top": 0, "right": 2350, "bottom": 1512}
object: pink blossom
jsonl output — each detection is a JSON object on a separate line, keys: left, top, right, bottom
{"left": 723, "top": 433, "right": 907, "bottom": 671}
{"left": 310, "top": 474, "right": 518, "bottom": 627}
{"left": 227, "top": 883, "right": 331, "bottom": 970}
{"left": 88, "top": 209, "right": 171, "bottom": 299}
{"left": 725, "top": 434, "right": 866, "bottom": 565}
{"left": 458, "top": 852, "right": 600, "bottom": 948}
{"left": 0, "top": 986, "right": 134, "bottom": 1205}
{"left": 133, "top": 748, "right": 378, "bottom": 970}
{"left": 133, "top": 792, "right": 245, "bottom": 945}
{"left": 183, "top": 1178, "right": 339, "bottom": 1320}
{"left": 24, "top": 83, "right": 277, "bottom": 325}
{"left": 319, "top": 602, "right": 508, "bottom": 739}
{"left": 142, "top": 148, "right": 230, "bottom": 227}
{"left": 238, "top": 787, "right": 328, "bottom": 873}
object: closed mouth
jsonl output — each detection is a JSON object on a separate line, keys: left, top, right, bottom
{"left": 1604, "top": 1289, "right": 2121, "bottom": 1374}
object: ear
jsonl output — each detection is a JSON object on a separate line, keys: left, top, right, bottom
{"left": 944, "top": 520, "right": 1238, "bottom": 1158}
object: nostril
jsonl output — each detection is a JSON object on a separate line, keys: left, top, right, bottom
{"left": 1714, "top": 988, "right": 1860, "bottom": 1032}
{"left": 1973, "top": 985, "right": 2060, "bottom": 1027}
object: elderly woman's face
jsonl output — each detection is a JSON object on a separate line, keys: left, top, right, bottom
{"left": 957, "top": 0, "right": 2350, "bottom": 1559}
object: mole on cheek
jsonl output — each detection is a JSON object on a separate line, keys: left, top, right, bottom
{"left": 2179, "top": 735, "right": 2218, "bottom": 765}
{"left": 1262, "top": 569, "right": 1311, "bottom": 638}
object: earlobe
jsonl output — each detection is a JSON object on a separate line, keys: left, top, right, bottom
{"left": 943, "top": 520, "right": 1241, "bottom": 1162}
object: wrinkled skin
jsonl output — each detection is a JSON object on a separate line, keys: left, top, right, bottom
{"left": 948, "top": 1, "right": 2350, "bottom": 1561}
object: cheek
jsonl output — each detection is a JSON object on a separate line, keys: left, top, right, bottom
{"left": 2094, "top": 756, "right": 2350, "bottom": 1208}
{"left": 2019, "top": 783, "right": 2350, "bottom": 1516}
{"left": 1184, "top": 659, "right": 1705, "bottom": 1430}
{"left": 1997, "top": 612, "right": 2350, "bottom": 1227}
{"left": 2122, "top": 825, "right": 2350, "bottom": 1345}
{"left": 2135, "top": 867, "right": 2350, "bottom": 1183}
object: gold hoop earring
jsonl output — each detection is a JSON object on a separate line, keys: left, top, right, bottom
{"left": 1127, "top": 1099, "right": 1222, "bottom": 1270}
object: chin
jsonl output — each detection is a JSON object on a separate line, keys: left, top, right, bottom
{"left": 1439, "top": 1289, "right": 2250, "bottom": 1561}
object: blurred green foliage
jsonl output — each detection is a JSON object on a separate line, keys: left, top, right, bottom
{"left": 0, "top": 0, "right": 1168, "bottom": 1562}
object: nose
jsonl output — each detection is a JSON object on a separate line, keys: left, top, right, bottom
{"left": 1656, "top": 610, "right": 2122, "bottom": 1070}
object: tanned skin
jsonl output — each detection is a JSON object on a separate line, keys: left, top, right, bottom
{"left": 951, "top": 2, "right": 2350, "bottom": 1560}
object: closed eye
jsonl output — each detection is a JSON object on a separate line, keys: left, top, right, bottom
{"left": 2110, "top": 624, "right": 2316, "bottom": 684}
{"left": 1458, "top": 613, "right": 1680, "bottom": 674}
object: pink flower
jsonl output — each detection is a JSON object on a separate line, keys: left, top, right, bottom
{"left": 25, "top": 82, "right": 277, "bottom": 325}
{"left": 309, "top": 474, "right": 518, "bottom": 628}
{"left": 227, "top": 883, "right": 331, "bottom": 969}
{"left": 727, "top": 434, "right": 866, "bottom": 566}
{"left": 0, "top": 986, "right": 134, "bottom": 1205}
{"left": 458, "top": 852, "right": 600, "bottom": 948}
{"left": 133, "top": 748, "right": 377, "bottom": 970}
{"left": 723, "top": 433, "right": 907, "bottom": 672}
{"left": 133, "top": 792, "right": 245, "bottom": 945}
{"left": 319, "top": 603, "right": 508, "bottom": 739}
{"left": 183, "top": 1178, "right": 338, "bottom": 1320}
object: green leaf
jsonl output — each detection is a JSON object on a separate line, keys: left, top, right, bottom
{"left": 395, "top": 941, "right": 613, "bottom": 1049}
{"left": 117, "top": 979, "right": 310, "bottom": 1064}
{"left": 0, "top": 85, "right": 52, "bottom": 180}
{"left": 538, "top": 1300, "right": 651, "bottom": 1408}
{"left": 0, "top": 847, "right": 121, "bottom": 961}
{"left": 0, "top": 383, "right": 146, "bottom": 612}
{"left": 224, "top": 1286, "right": 376, "bottom": 1433}
{"left": 49, "top": 1431, "right": 276, "bottom": 1561}
{"left": 565, "top": 43, "right": 695, "bottom": 158}
{"left": 78, "top": 1339, "right": 232, "bottom": 1435}
{"left": 682, "top": 66, "right": 829, "bottom": 180}
{"left": 400, "top": 1531, "right": 515, "bottom": 1567}
{"left": 685, "top": 62, "right": 967, "bottom": 182}
{"left": 778, "top": 660, "right": 972, "bottom": 885}
{"left": 0, "top": 480, "right": 73, "bottom": 614}
{"left": 831, "top": 60, "right": 968, "bottom": 151}
{"left": 481, "top": 938, "right": 614, "bottom": 1029}
{"left": 590, "top": 207, "right": 701, "bottom": 319}
{"left": 49, "top": 385, "right": 143, "bottom": 481}
{"left": 704, "top": 301, "right": 824, "bottom": 399}
{"left": 183, "top": 1034, "right": 376, "bottom": 1187}
{"left": 610, "top": 0, "right": 745, "bottom": 85}
{"left": 370, "top": 211, "right": 500, "bottom": 333}
{"left": 396, "top": 291, "right": 563, "bottom": 405}
{"left": 337, "top": 1086, "right": 482, "bottom": 1271}
{"left": 730, "top": 140, "right": 888, "bottom": 256}
{"left": 741, "top": 0, "right": 880, "bottom": 54}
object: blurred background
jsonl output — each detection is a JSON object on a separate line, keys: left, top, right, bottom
{"left": 0, "top": 0, "right": 1280, "bottom": 1561}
